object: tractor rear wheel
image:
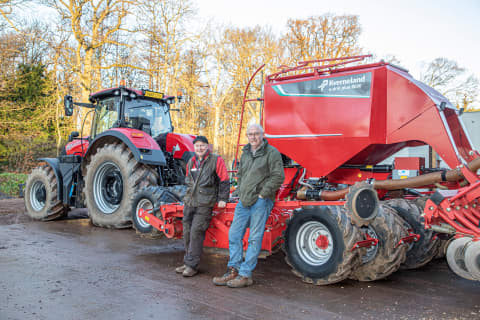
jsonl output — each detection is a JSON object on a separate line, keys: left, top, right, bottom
{"left": 350, "top": 204, "right": 408, "bottom": 281}
{"left": 131, "top": 186, "right": 182, "bottom": 237}
{"left": 84, "top": 143, "right": 158, "bottom": 228}
{"left": 283, "top": 206, "right": 362, "bottom": 285}
{"left": 24, "top": 165, "right": 69, "bottom": 221}
{"left": 385, "top": 198, "right": 440, "bottom": 269}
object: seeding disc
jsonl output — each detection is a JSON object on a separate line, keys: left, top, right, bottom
{"left": 446, "top": 237, "right": 476, "bottom": 281}
{"left": 464, "top": 240, "right": 480, "bottom": 281}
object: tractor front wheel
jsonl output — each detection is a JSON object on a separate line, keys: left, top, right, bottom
{"left": 283, "top": 206, "right": 362, "bottom": 285}
{"left": 24, "top": 165, "right": 69, "bottom": 221}
{"left": 84, "top": 143, "right": 158, "bottom": 228}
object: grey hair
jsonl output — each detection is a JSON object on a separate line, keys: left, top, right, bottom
{"left": 246, "top": 123, "right": 264, "bottom": 134}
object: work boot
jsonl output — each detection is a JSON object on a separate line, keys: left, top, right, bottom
{"left": 212, "top": 267, "right": 238, "bottom": 286}
{"left": 175, "top": 265, "right": 187, "bottom": 274}
{"left": 227, "top": 275, "right": 253, "bottom": 288}
{"left": 182, "top": 266, "right": 198, "bottom": 277}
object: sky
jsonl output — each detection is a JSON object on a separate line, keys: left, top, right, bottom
{"left": 196, "top": 0, "right": 480, "bottom": 86}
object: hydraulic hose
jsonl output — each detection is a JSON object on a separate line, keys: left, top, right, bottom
{"left": 297, "top": 157, "right": 480, "bottom": 201}
{"left": 374, "top": 157, "right": 480, "bottom": 190}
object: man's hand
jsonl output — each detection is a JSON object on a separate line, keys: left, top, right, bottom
{"left": 218, "top": 201, "right": 226, "bottom": 208}
{"left": 258, "top": 195, "right": 263, "bottom": 199}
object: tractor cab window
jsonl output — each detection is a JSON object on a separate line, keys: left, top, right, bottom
{"left": 92, "top": 97, "right": 120, "bottom": 138}
{"left": 124, "top": 98, "right": 172, "bottom": 137}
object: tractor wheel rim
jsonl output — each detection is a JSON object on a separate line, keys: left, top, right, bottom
{"left": 296, "top": 221, "right": 333, "bottom": 266}
{"left": 30, "top": 180, "right": 46, "bottom": 211}
{"left": 136, "top": 199, "right": 153, "bottom": 228}
{"left": 93, "top": 161, "right": 123, "bottom": 214}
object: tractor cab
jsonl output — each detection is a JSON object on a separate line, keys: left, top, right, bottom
{"left": 88, "top": 87, "right": 175, "bottom": 140}
{"left": 63, "top": 86, "right": 186, "bottom": 158}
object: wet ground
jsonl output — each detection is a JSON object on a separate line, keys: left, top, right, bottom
{"left": 0, "top": 199, "right": 479, "bottom": 320}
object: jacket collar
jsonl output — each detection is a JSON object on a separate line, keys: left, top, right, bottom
{"left": 193, "top": 151, "right": 210, "bottom": 168}
{"left": 244, "top": 139, "right": 267, "bottom": 157}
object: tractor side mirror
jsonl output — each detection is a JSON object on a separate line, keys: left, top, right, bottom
{"left": 64, "top": 95, "right": 74, "bottom": 116}
{"left": 166, "top": 96, "right": 176, "bottom": 105}
{"left": 68, "top": 131, "right": 79, "bottom": 142}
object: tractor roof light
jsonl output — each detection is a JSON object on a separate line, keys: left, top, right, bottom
{"left": 129, "top": 92, "right": 137, "bottom": 99}
{"left": 176, "top": 91, "right": 183, "bottom": 103}
{"left": 167, "top": 97, "right": 175, "bottom": 105}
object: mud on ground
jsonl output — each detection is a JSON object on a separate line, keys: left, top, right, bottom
{"left": 0, "top": 198, "right": 32, "bottom": 225}
{"left": 1, "top": 198, "right": 479, "bottom": 320}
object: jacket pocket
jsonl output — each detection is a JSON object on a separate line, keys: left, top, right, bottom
{"left": 198, "top": 187, "right": 215, "bottom": 195}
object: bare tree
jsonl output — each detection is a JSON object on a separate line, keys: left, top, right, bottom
{"left": 420, "top": 57, "right": 479, "bottom": 110}
{"left": 0, "top": 32, "right": 22, "bottom": 93}
{"left": 202, "top": 25, "right": 281, "bottom": 158}
{"left": 43, "top": 0, "right": 132, "bottom": 102}
{"left": 134, "top": 0, "right": 199, "bottom": 132}
{"left": 0, "top": 0, "right": 24, "bottom": 31}
{"left": 175, "top": 48, "right": 208, "bottom": 134}
{"left": 282, "top": 14, "right": 362, "bottom": 64}
{"left": 135, "top": 0, "right": 196, "bottom": 90}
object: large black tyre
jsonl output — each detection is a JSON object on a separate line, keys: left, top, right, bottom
{"left": 414, "top": 196, "right": 448, "bottom": 260}
{"left": 84, "top": 143, "right": 158, "bottom": 228}
{"left": 24, "top": 165, "right": 69, "bottom": 221}
{"left": 131, "top": 186, "right": 181, "bottom": 237}
{"left": 173, "top": 159, "right": 187, "bottom": 185}
{"left": 385, "top": 198, "right": 441, "bottom": 269}
{"left": 283, "top": 206, "right": 362, "bottom": 285}
{"left": 166, "top": 184, "right": 187, "bottom": 201}
{"left": 350, "top": 204, "right": 408, "bottom": 281}
{"left": 435, "top": 238, "right": 449, "bottom": 259}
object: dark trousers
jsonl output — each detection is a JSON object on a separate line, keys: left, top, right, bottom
{"left": 183, "top": 205, "right": 213, "bottom": 269}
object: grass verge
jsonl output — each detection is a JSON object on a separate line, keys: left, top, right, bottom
{"left": 0, "top": 172, "right": 28, "bottom": 198}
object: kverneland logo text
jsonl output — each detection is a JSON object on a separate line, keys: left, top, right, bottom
{"left": 318, "top": 74, "right": 367, "bottom": 90}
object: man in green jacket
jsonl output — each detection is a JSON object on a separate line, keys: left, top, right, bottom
{"left": 213, "top": 124, "right": 285, "bottom": 288}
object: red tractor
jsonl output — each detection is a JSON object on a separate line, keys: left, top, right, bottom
{"left": 134, "top": 56, "right": 480, "bottom": 284}
{"left": 24, "top": 85, "right": 195, "bottom": 229}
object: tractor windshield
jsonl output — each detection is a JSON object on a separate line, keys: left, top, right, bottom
{"left": 124, "top": 98, "right": 172, "bottom": 137}
{"left": 91, "top": 97, "right": 120, "bottom": 138}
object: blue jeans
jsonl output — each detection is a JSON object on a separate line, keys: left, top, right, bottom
{"left": 227, "top": 197, "right": 274, "bottom": 277}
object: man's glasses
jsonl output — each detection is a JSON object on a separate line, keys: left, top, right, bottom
{"left": 246, "top": 132, "right": 261, "bottom": 137}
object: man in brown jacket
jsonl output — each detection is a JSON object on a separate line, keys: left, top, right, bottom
{"left": 175, "top": 136, "right": 230, "bottom": 277}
